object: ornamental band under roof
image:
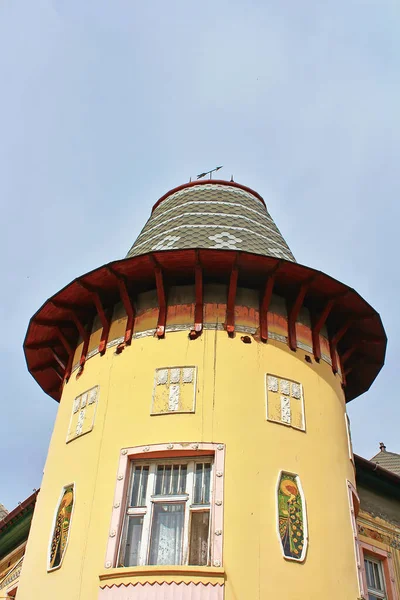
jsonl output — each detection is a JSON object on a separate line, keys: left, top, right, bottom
{"left": 23, "top": 179, "right": 386, "bottom": 403}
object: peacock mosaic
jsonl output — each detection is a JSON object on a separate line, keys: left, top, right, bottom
{"left": 48, "top": 484, "right": 74, "bottom": 571}
{"left": 266, "top": 375, "right": 305, "bottom": 431}
{"left": 277, "top": 472, "right": 307, "bottom": 562}
{"left": 66, "top": 386, "right": 99, "bottom": 443}
{"left": 152, "top": 367, "right": 197, "bottom": 414}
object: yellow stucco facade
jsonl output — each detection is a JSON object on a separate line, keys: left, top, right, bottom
{"left": 16, "top": 179, "right": 389, "bottom": 599}
{"left": 17, "top": 327, "right": 360, "bottom": 599}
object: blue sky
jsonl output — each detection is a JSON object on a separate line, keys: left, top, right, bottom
{"left": 1, "top": 0, "right": 399, "bottom": 509}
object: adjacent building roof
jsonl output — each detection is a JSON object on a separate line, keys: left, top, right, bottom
{"left": 0, "top": 505, "right": 8, "bottom": 521}
{"left": 0, "top": 491, "right": 39, "bottom": 560}
{"left": 126, "top": 180, "right": 296, "bottom": 262}
{"left": 355, "top": 454, "right": 400, "bottom": 501}
{"left": 370, "top": 444, "right": 400, "bottom": 476}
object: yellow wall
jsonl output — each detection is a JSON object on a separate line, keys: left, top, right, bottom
{"left": 17, "top": 329, "right": 359, "bottom": 600}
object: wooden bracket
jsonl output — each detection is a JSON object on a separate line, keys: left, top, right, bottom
{"left": 260, "top": 276, "right": 275, "bottom": 342}
{"left": 259, "top": 261, "right": 282, "bottom": 342}
{"left": 226, "top": 263, "right": 238, "bottom": 336}
{"left": 107, "top": 267, "right": 135, "bottom": 345}
{"left": 329, "top": 319, "right": 353, "bottom": 374}
{"left": 288, "top": 278, "right": 315, "bottom": 351}
{"left": 78, "top": 280, "right": 110, "bottom": 355}
{"left": 190, "top": 258, "right": 203, "bottom": 339}
{"left": 311, "top": 298, "right": 336, "bottom": 362}
{"left": 149, "top": 257, "right": 166, "bottom": 338}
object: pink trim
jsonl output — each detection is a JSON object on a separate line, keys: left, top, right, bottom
{"left": 98, "top": 581, "right": 224, "bottom": 599}
{"left": 346, "top": 481, "right": 365, "bottom": 598}
{"left": 359, "top": 541, "right": 399, "bottom": 600}
{"left": 104, "top": 443, "right": 225, "bottom": 570}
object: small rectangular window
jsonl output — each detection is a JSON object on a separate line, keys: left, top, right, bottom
{"left": 364, "top": 557, "right": 387, "bottom": 599}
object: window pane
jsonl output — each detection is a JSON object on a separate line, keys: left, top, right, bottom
{"left": 149, "top": 503, "right": 184, "bottom": 565}
{"left": 179, "top": 465, "right": 187, "bottom": 493}
{"left": 194, "top": 464, "right": 203, "bottom": 504}
{"left": 130, "top": 466, "right": 149, "bottom": 507}
{"left": 163, "top": 465, "right": 172, "bottom": 495}
{"left": 189, "top": 511, "right": 210, "bottom": 566}
{"left": 373, "top": 562, "right": 383, "bottom": 591}
{"left": 123, "top": 516, "right": 143, "bottom": 566}
{"left": 155, "top": 465, "right": 164, "bottom": 495}
{"left": 139, "top": 467, "right": 149, "bottom": 506}
{"left": 155, "top": 464, "right": 187, "bottom": 495}
{"left": 171, "top": 465, "right": 180, "bottom": 494}
{"left": 194, "top": 463, "right": 211, "bottom": 504}
{"left": 365, "top": 559, "right": 375, "bottom": 588}
{"left": 203, "top": 463, "right": 211, "bottom": 504}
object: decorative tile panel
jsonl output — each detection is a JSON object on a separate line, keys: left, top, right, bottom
{"left": 67, "top": 386, "right": 99, "bottom": 443}
{"left": 152, "top": 367, "right": 197, "bottom": 414}
{"left": 266, "top": 375, "right": 305, "bottom": 431}
{"left": 48, "top": 484, "right": 75, "bottom": 571}
{"left": 277, "top": 472, "right": 308, "bottom": 561}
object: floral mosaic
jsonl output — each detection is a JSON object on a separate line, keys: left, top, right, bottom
{"left": 277, "top": 472, "right": 307, "bottom": 561}
{"left": 49, "top": 484, "right": 74, "bottom": 571}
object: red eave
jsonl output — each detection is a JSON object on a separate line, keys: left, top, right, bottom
{"left": 23, "top": 249, "right": 386, "bottom": 404}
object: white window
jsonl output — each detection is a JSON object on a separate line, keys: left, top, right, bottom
{"left": 364, "top": 557, "right": 387, "bottom": 600}
{"left": 118, "top": 458, "right": 213, "bottom": 567}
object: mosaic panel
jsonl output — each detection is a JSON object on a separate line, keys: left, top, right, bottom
{"left": 48, "top": 484, "right": 74, "bottom": 571}
{"left": 277, "top": 472, "right": 307, "bottom": 561}
{"left": 67, "top": 386, "right": 99, "bottom": 443}
{"left": 152, "top": 367, "right": 197, "bottom": 414}
{"left": 266, "top": 375, "right": 305, "bottom": 431}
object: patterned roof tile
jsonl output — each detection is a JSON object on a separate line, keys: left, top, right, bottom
{"left": 126, "top": 182, "right": 295, "bottom": 261}
{"left": 370, "top": 449, "right": 400, "bottom": 476}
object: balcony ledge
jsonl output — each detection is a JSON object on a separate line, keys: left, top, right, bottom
{"left": 99, "top": 565, "right": 225, "bottom": 588}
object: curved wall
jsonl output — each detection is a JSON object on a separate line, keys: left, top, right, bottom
{"left": 17, "top": 312, "right": 358, "bottom": 600}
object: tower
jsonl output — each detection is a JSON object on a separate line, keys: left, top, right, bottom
{"left": 17, "top": 180, "right": 386, "bottom": 599}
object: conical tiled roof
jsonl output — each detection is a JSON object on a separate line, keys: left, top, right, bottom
{"left": 126, "top": 180, "right": 295, "bottom": 261}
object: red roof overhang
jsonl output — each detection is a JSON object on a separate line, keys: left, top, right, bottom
{"left": 23, "top": 249, "right": 386, "bottom": 403}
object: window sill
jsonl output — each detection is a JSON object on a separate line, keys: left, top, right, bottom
{"left": 99, "top": 565, "right": 225, "bottom": 587}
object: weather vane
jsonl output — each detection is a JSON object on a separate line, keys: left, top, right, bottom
{"left": 196, "top": 165, "right": 223, "bottom": 180}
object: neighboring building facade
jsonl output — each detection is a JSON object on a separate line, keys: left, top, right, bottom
{"left": 10, "top": 180, "right": 392, "bottom": 599}
{"left": 0, "top": 492, "right": 38, "bottom": 599}
{"left": 355, "top": 451, "right": 400, "bottom": 600}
